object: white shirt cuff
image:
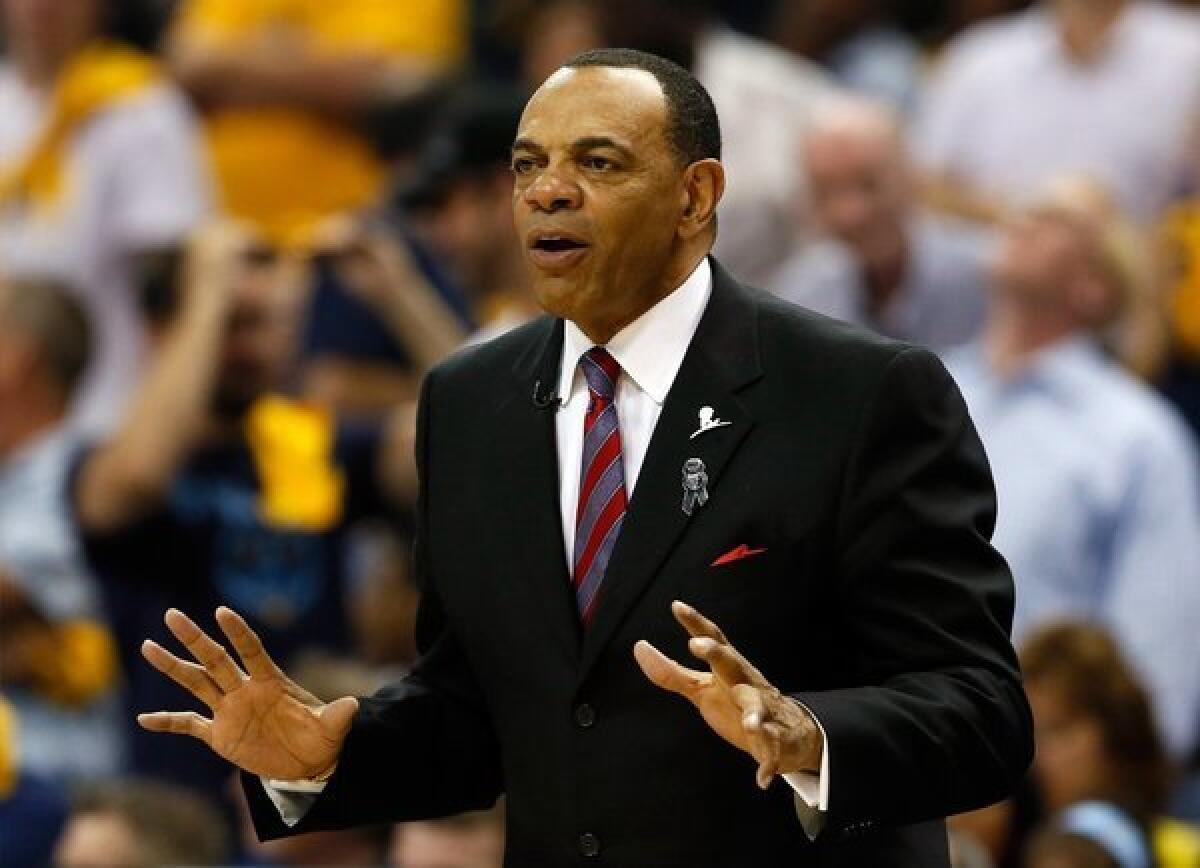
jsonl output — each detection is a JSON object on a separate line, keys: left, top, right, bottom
{"left": 781, "top": 701, "right": 830, "bottom": 840}
{"left": 260, "top": 777, "right": 327, "bottom": 827}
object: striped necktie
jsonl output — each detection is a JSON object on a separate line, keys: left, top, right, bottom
{"left": 572, "top": 347, "right": 627, "bottom": 626}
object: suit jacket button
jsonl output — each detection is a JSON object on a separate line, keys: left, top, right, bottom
{"left": 574, "top": 703, "right": 596, "bottom": 728}
{"left": 578, "top": 832, "right": 600, "bottom": 857}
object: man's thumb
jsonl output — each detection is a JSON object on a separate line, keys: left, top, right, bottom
{"left": 318, "top": 696, "right": 359, "bottom": 738}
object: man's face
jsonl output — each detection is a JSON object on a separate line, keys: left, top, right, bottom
{"left": 511, "top": 66, "right": 692, "bottom": 336}
{"left": 2, "top": 0, "right": 103, "bottom": 61}
{"left": 418, "top": 172, "right": 516, "bottom": 298}
{"left": 990, "top": 209, "right": 1087, "bottom": 307}
{"left": 805, "top": 129, "right": 909, "bottom": 267}
{"left": 211, "top": 258, "right": 300, "bottom": 419}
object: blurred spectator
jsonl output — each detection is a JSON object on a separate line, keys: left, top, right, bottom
{"left": 0, "top": 696, "right": 70, "bottom": 868}
{"left": 300, "top": 218, "right": 468, "bottom": 416}
{"left": 53, "top": 778, "right": 229, "bottom": 866}
{"left": 0, "top": 278, "right": 122, "bottom": 781}
{"left": 402, "top": 85, "right": 537, "bottom": 344}
{"left": 773, "top": 0, "right": 923, "bottom": 112}
{"left": 390, "top": 805, "right": 506, "bottom": 868}
{"left": 944, "top": 182, "right": 1200, "bottom": 759}
{"left": 916, "top": 0, "right": 1200, "bottom": 225}
{"left": 0, "top": 0, "right": 212, "bottom": 436}
{"left": 168, "top": 0, "right": 465, "bottom": 248}
{"left": 295, "top": 87, "right": 525, "bottom": 418}
{"left": 769, "top": 97, "right": 991, "bottom": 350}
{"left": 1024, "top": 801, "right": 1152, "bottom": 868}
{"left": 68, "top": 223, "right": 417, "bottom": 802}
{"left": 1021, "top": 624, "right": 1200, "bottom": 867}
{"left": 591, "top": 0, "right": 843, "bottom": 284}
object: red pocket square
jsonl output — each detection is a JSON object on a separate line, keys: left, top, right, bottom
{"left": 711, "top": 543, "right": 768, "bottom": 567}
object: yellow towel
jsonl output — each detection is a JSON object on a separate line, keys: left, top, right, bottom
{"left": 0, "top": 41, "right": 159, "bottom": 214}
{"left": 1165, "top": 204, "right": 1200, "bottom": 358}
{"left": 244, "top": 395, "right": 345, "bottom": 531}
{"left": 23, "top": 620, "right": 120, "bottom": 709}
{"left": 0, "top": 696, "right": 15, "bottom": 798}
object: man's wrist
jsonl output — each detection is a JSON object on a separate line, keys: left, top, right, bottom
{"left": 786, "top": 698, "right": 824, "bottom": 774}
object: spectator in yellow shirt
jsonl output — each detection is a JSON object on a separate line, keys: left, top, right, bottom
{"left": 168, "top": 0, "right": 465, "bottom": 248}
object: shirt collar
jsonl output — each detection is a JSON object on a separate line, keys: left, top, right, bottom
{"left": 557, "top": 258, "right": 713, "bottom": 405}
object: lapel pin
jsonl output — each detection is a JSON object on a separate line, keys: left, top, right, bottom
{"left": 690, "top": 406, "right": 731, "bottom": 440}
{"left": 681, "top": 458, "right": 710, "bottom": 516}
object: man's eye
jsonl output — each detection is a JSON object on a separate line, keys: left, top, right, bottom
{"left": 512, "top": 158, "right": 536, "bottom": 174}
{"left": 583, "top": 156, "right": 613, "bottom": 171}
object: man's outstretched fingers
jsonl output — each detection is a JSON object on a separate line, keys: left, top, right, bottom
{"left": 141, "top": 640, "right": 223, "bottom": 708}
{"left": 164, "top": 608, "right": 244, "bottom": 692}
{"left": 634, "top": 640, "right": 709, "bottom": 696}
{"left": 689, "top": 636, "right": 766, "bottom": 689}
{"left": 215, "top": 606, "right": 282, "bottom": 680}
{"left": 671, "top": 600, "right": 729, "bottom": 644}
{"left": 137, "top": 710, "right": 212, "bottom": 745}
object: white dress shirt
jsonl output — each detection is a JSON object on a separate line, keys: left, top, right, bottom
{"left": 265, "top": 259, "right": 830, "bottom": 837}
{"left": 915, "top": 2, "right": 1200, "bottom": 223}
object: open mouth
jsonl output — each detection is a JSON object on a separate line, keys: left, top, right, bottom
{"left": 532, "top": 236, "right": 588, "bottom": 253}
{"left": 528, "top": 233, "right": 590, "bottom": 269}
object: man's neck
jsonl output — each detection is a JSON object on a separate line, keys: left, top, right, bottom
{"left": 860, "top": 232, "right": 910, "bottom": 317}
{"left": 1055, "top": 0, "right": 1127, "bottom": 65}
{"left": 575, "top": 247, "right": 710, "bottom": 345}
{"left": 982, "top": 300, "right": 1080, "bottom": 377}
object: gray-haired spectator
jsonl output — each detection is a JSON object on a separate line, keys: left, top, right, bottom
{"left": 916, "top": 0, "right": 1200, "bottom": 226}
{"left": 0, "top": 277, "right": 123, "bottom": 781}
{"left": 769, "top": 98, "right": 991, "bottom": 350}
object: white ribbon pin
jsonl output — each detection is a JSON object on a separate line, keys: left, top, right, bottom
{"left": 690, "top": 406, "right": 731, "bottom": 440}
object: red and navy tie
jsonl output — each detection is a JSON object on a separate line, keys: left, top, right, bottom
{"left": 573, "top": 347, "right": 627, "bottom": 626}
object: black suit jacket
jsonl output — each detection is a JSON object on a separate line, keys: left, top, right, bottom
{"left": 246, "top": 259, "right": 1033, "bottom": 866}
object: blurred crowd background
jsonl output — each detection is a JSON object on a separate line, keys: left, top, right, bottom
{"left": 1, "top": 0, "right": 1199, "bottom": 866}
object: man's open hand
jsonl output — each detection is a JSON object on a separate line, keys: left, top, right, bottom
{"left": 138, "top": 607, "right": 358, "bottom": 781}
{"left": 634, "top": 601, "right": 822, "bottom": 789}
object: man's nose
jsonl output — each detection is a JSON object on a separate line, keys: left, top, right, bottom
{"left": 524, "top": 169, "right": 582, "bottom": 213}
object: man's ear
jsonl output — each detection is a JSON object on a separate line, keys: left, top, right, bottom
{"left": 679, "top": 159, "right": 725, "bottom": 240}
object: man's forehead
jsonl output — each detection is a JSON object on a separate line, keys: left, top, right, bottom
{"left": 516, "top": 66, "right": 668, "bottom": 148}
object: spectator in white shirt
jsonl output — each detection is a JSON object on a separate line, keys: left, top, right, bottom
{"left": 0, "top": 0, "right": 211, "bottom": 436}
{"left": 916, "top": 0, "right": 1200, "bottom": 226}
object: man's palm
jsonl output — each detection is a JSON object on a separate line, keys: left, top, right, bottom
{"left": 635, "top": 601, "right": 820, "bottom": 789}
{"left": 139, "top": 607, "right": 358, "bottom": 781}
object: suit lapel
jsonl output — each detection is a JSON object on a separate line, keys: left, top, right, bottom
{"left": 504, "top": 317, "right": 582, "bottom": 662}
{"left": 578, "top": 261, "right": 763, "bottom": 681}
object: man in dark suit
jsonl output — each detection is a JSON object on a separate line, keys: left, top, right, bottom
{"left": 137, "top": 49, "right": 1033, "bottom": 866}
